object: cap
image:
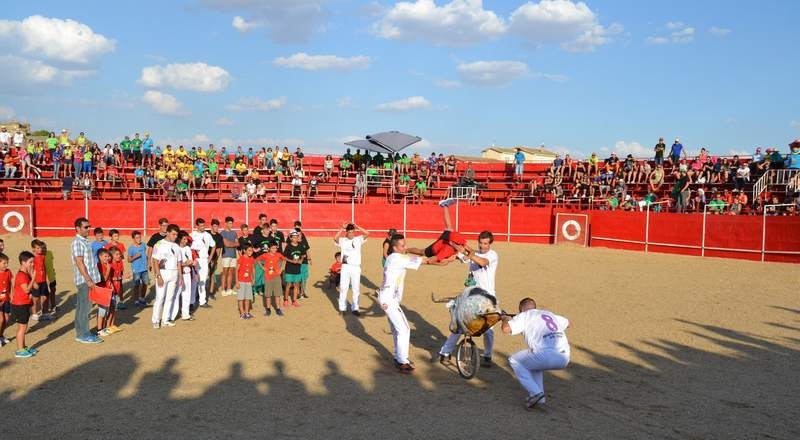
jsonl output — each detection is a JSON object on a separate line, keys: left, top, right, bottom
{"left": 789, "top": 139, "right": 800, "bottom": 148}
{"left": 288, "top": 231, "right": 300, "bottom": 238}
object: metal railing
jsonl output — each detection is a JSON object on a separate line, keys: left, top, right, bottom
{"left": 446, "top": 186, "right": 477, "bottom": 203}
{"left": 752, "top": 169, "right": 800, "bottom": 200}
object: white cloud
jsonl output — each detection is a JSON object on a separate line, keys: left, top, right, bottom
{"left": 142, "top": 90, "right": 188, "bottom": 116}
{"left": 791, "top": 121, "right": 800, "bottom": 128}
{"left": 336, "top": 135, "right": 362, "bottom": 144}
{"left": 338, "top": 96, "right": 353, "bottom": 108}
{"left": 204, "top": 0, "right": 327, "bottom": 43}
{"left": 193, "top": 134, "right": 210, "bottom": 143}
{"left": 273, "top": 53, "right": 371, "bottom": 71}
{"left": 225, "top": 97, "right": 287, "bottom": 112}
{"left": 709, "top": 26, "right": 731, "bottom": 37}
{"left": 0, "top": 15, "right": 115, "bottom": 64}
{"left": 457, "top": 61, "right": 529, "bottom": 87}
{"left": 607, "top": 140, "right": 649, "bottom": 157}
{"left": 139, "top": 63, "right": 231, "bottom": 92}
{"left": 216, "top": 117, "right": 234, "bottom": 126}
{"left": 509, "top": 0, "right": 622, "bottom": 52}
{"left": 0, "top": 105, "right": 14, "bottom": 120}
{"left": 375, "top": 96, "right": 432, "bottom": 112}
{"left": 647, "top": 22, "right": 695, "bottom": 44}
{"left": 436, "top": 79, "right": 463, "bottom": 88}
{"left": 0, "top": 55, "right": 94, "bottom": 91}
{"left": 374, "top": 0, "right": 507, "bottom": 46}
{"left": 232, "top": 16, "right": 261, "bottom": 33}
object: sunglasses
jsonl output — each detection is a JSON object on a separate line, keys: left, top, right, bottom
{"left": 82, "top": 225, "right": 91, "bottom": 230}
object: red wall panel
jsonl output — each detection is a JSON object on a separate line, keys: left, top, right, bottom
{"left": 193, "top": 201, "right": 247, "bottom": 227}
{"left": 509, "top": 206, "right": 553, "bottom": 243}
{"left": 33, "top": 200, "right": 86, "bottom": 236}
{"left": 144, "top": 201, "right": 191, "bottom": 235}
{"left": 353, "top": 204, "right": 404, "bottom": 235}
{"left": 88, "top": 200, "right": 144, "bottom": 231}
{"left": 704, "top": 215, "right": 762, "bottom": 251}
{"left": 300, "top": 203, "right": 352, "bottom": 235}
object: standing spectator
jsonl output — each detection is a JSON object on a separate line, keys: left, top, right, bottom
{"left": 207, "top": 219, "right": 224, "bottom": 299}
{"left": 669, "top": 138, "right": 687, "bottom": 169}
{"left": 672, "top": 170, "right": 691, "bottom": 213}
{"left": 142, "top": 132, "right": 154, "bottom": 166}
{"left": 787, "top": 139, "right": 800, "bottom": 169}
{"left": 734, "top": 162, "right": 751, "bottom": 190}
{"left": 654, "top": 137, "right": 666, "bottom": 166}
{"left": 334, "top": 222, "right": 369, "bottom": 316}
{"left": 131, "top": 133, "right": 143, "bottom": 165}
{"left": 150, "top": 224, "right": 182, "bottom": 329}
{"left": 514, "top": 148, "right": 525, "bottom": 181}
{"left": 282, "top": 231, "right": 306, "bottom": 307}
{"left": 0, "top": 127, "right": 9, "bottom": 147}
{"left": 70, "top": 217, "right": 103, "bottom": 344}
{"left": 257, "top": 240, "right": 285, "bottom": 316}
{"left": 236, "top": 244, "right": 256, "bottom": 319}
{"left": 120, "top": 135, "right": 131, "bottom": 164}
{"left": 0, "top": 252, "right": 11, "bottom": 347}
{"left": 13, "top": 129, "right": 24, "bottom": 149}
{"left": 11, "top": 251, "right": 39, "bottom": 358}
{"left": 128, "top": 231, "right": 149, "bottom": 307}
{"left": 190, "top": 218, "right": 215, "bottom": 308}
{"left": 220, "top": 217, "right": 239, "bottom": 296}
{"left": 91, "top": 228, "right": 107, "bottom": 259}
{"left": 62, "top": 174, "right": 74, "bottom": 199}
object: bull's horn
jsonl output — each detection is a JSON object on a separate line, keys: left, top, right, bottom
{"left": 431, "top": 292, "right": 455, "bottom": 303}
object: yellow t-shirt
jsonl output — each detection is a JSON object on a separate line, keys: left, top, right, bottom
{"left": 196, "top": 149, "right": 207, "bottom": 159}
{"left": 166, "top": 169, "right": 179, "bottom": 180}
{"left": 155, "top": 169, "right": 166, "bottom": 180}
{"left": 176, "top": 149, "right": 187, "bottom": 157}
{"left": 235, "top": 163, "right": 247, "bottom": 173}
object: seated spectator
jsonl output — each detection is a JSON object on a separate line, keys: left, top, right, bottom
{"left": 81, "top": 174, "right": 93, "bottom": 199}
{"left": 339, "top": 157, "right": 352, "bottom": 178}
{"left": 323, "top": 155, "right": 334, "bottom": 180}
{"left": 562, "top": 154, "right": 573, "bottom": 180}
{"left": 397, "top": 173, "right": 411, "bottom": 195}
{"left": 707, "top": 193, "right": 725, "bottom": 214}
{"left": 730, "top": 190, "right": 747, "bottom": 215}
{"left": 175, "top": 179, "right": 189, "bottom": 201}
{"left": 529, "top": 178, "right": 540, "bottom": 199}
{"left": 274, "top": 162, "right": 285, "bottom": 182}
{"left": 551, "top": 154, "right": 564, "bottom": 176}
{"left": 588, "top": 152, "right": 599, "bottom": 176}
{"left": 574, "top": 160, "right": 586, "bottom": 180}
{"left": 459, "top": 162, "right": 476, "bottom": 186}
{"left": 622, "top": 154, "right": 636, "bottom": 183}
{"left": 290, "top": 170, "right": 303, "bottom": 198}
{"left": 445, "top": 155, "right": 457, "bottom": 177}
{"left": 245, "top": 179, "right": 257, "bottom": 201}
{"left": 308, "top": 173, "right": 321, "bottom": 199}
{"left": 605, "top": 152, "right": 620, "bottom": 175}
{"left": 769, "top": 148, "right": 785, "bottom": 169}
{"left": 649, "top": 164, "right": 665, "bottom": 191}
{"left": 295, "top": 147, "right": 305, "bottom": 169}
{"left": 413, "top": 179, "right": 427, "bottom": 203}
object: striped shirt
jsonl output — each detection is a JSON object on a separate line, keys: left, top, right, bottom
{"left": 71, "top": 234, "right": 100, "bottom": 285}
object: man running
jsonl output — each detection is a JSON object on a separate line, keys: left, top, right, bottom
{"left": 379, "top": 234, "right": 431, "bottom": 373}
{"left": 438, "top": 230, "right": 499, "bottom": 367}
{"left": 501, "top": 297, "right": 570, "bottom": 410}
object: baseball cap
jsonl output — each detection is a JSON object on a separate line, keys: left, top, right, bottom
{"left": 288, "top": 231, "right": 300, "bottom": 238}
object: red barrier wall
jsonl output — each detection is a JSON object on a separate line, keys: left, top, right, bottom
{"left": 19, "top": 200, "right": 800, "bottom": 264}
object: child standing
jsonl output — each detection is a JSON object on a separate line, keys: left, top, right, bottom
{"left": 12, "top": 251, "right": 39, "bottom": 358}
{"left": 256, "top": 241, "right": 285, "bottom": 317}
{"left": 43, "top": 242, "right": 58, "bottom": 315}
{"left": 329, "top": 252, "right": 342, "bottom": 290}
{"left": 236, "top": 244, "right": 255, "bottom": 319}
{"left": 91, "top": 227, "right": 107, "bottom": 259}
{"left": 30, "top": 240, "right": 51, "bottom": 322}
{"left": 96, "top": 248, "right": 116, "bottom": 336}
{"left": 173, "top": 232, "right": 196, "bottom": 322}
{"left": 106, "top": 248, "right": 126, "bottom": 333}
{"left": 0, "top": 253, "right": 12, "bottom": 346}
{"left": 127, "top": 231, "right": 149, "bottom": 307}
{"left": 282, "top": 231, "right": 306, "bottom": 307}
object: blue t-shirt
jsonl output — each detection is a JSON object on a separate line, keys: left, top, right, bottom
{"left": 787, "top": 151, "right": 800, "bottom": 169}
{"left": 154, "top": 147, "right": 162, "bottom": 157}
{"left": 220, "top": 230, "right": 238, "bottom": 258}
{"left": 670, "top": 143, "right": 683, "bottom": 156}
{"left": 127, "top": 243, "right": 148, "bottom": 273}
{"left": 514, "top": 152, "right": 525, "bottom": 164}
{"left": 142, "top": 138, "right": 153, "bottom": 151}
{"left": 194, "top": 160, "right": 205, "bottom": 173}
{"left": 91, "top": 240, "right": 107, "bottom": 259}
{"left": 134, "top": 168, "right": 145, "bottom": 178}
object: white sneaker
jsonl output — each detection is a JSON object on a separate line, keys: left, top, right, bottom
{"left": 438, "top": 198, "right": 457, "bottom": 208}
{"left": 0, "top": 336, "right": 8, "bottom": 346}
{"left": 162, "top": 321, "right": 176, "bottom": 327}
{"left": 31, "top": 313, "right": 41, "bottom": 321}
{"left": 98, "top": 328, "right": 110, "bottom": 337}
{"left": 152, "top": 322, "right": 160, "bottom": 329}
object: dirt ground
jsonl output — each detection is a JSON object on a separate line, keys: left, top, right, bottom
{"left": 0, "top": 232, "right": 797, "bottom": 440}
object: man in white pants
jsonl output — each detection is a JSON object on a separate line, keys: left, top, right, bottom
{"left": 151, "top": 224, "right": 183, "bottom": 329}
{"left": 439, "top": 230, "right": 499, "bottom": 367}
{"left": 379, "top": 234, "right": 430, "bottom": 373}
{"left": 334, "top": 222, "right": 369, "bottom": 316}
{"left": 171, "top": 232, "right": 195, "bottom": 322}
{"left": 190, "top": 218, "right": 215, "bottom": 308}
{"left": 501, "top": 297, "right": 570, "bottom": 410}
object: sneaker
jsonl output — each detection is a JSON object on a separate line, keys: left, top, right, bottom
{"left": 526, "top": 392, "right": 546, "bottom": 411}
{"left": 162, "top": 320, "right": 176, "bottom": 327}
{"left": 135, "top": 299, "right": 146, "bottom": 307}
{"left": 439, "top": 354, "right": 451, "bottom": 364}
{"left": 299, "top": 292, "right": 309, "bottom": 299}
{"left": 397, "top": 363, "right": 415, "bottom": 374}
{"left": 39, "top": 313, "right": 53, "bottom": 321}
{"left": 109, "top": 325, "right": 123, "bottom": 334}
{"left": 0, "top": 336, "right": 8, "bottom": 346}
{"left": 276, "top": 309, "right": 284, "bottom": 316}
{"left": 31, "top": 313, "right": 41, "bottom": 321}
{"left": 340, "top": 310, "right": 347, "bottom": 316}
{"left": 209, "top": 294, "right": 217, "bottom": 301}
{"left": 245, "top": 313, "right": 253, "bottom": 319}
{"left": 75, "top": 334, "right": 103, "bottom": 344}
{"left": 98, "top": 328, "right": 110, "bottom": 337}
{"left": 438, "top": 197, "right": 457, "bottom": 208}
{"left": 116, "top": 302, "right": 127, "bottom": 310}
{"left": 283, "top": 299, "right": 290, "bottom": 307}
{"left": 481, "top": 356, "right": 493, "bottom": 368}
{"left": 15, "top": 348, "right": 33, "bottom": 358}
{"left": 239, "top": 313, "right": 246, "bottom": 320}
{"left": 352, "top": 310, "right": 361, "bottom": 317}
{"left": 152, "top": 323, "right": 160, "bottom": 329}
{"left": 201, "top": 303, "right": 211, "bottom": 309}
{"left": 264, "top": 308, "right": 272, "bottom": 317}
{"left": 26, "top": 346, "right": 39, "bottom": 355}
{"left": 292, "top": 301, "right": 300, "bottom": 307}
{"left": 181, "top": 316, "right": 195, "bottom": 321}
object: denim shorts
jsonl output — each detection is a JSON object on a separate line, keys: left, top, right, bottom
{"left": 132, "top": 271, "right": 149, "bottom": 286}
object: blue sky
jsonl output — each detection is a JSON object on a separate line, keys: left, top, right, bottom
{"left": 0, "top": 0, "right": 798, "bottom": 158}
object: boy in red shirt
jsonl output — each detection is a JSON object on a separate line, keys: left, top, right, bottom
{"left": 12, "top": 251, "right": 39, "bottom": 358}
{"left": 30, "top": 239, "right": 51, "bottom": 321}
{"left": 96, "top": 249, "right": 116, "bottom": 337}
{"left": 104, "top": 228, "right": 127, "bottom": 254}
{"left": 0, "top": 252, "right": 12, "bottom": 347}
{"left": 256, "top": 240, "right": 285, "bottom": 317}
{"left": 329, "top": 252, "right": 342, "bottom": 289}
{"left": 106, "top": 247, "right": 127, "bottom": 334}
{"left": 236, "top": 244, "right": 255, "bottom": 319}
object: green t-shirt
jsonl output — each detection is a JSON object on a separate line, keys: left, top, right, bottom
{"left": 192, "top": 169, "right": 202, "bottom": 179}
{"left": 207, "top": 149, "right": 217, "bottom": 160}
{"left": 83, "top": 151, "right": 93, "bottom": 161}
{"left": 399, "top": 174, "right": 411, "bottom": 184}
{"left": 208, "top": 162, "right": 218, "bottom": 174}
{"left": 120, "top": 140, "right": 131, "bottom": 151}
{"left": 46, "top": 137, "right": 58, "bottom": 150}
{"left": 415, "top": 181, "right": 427, "bottom": 191}
{"left": 76, "top": 136, "right": 86, "bottom": 146}
{"left": 366, "top": 168, "right": 378, "bottom": 175}
{"left": 176, "top": 182, "right": 189, "bottom": 192}
{"left": 709, "top": 199, "right": 725, "bottom": 210}
{"left": 131, "top": 138, "right": 143, "bottom": 150}
{"left": 608, "top": 197, "right": 619, "bottom": 208}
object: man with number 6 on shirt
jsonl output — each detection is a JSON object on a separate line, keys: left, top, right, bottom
{"left": 501, "top": 297, "right": 570, "bottom": 411}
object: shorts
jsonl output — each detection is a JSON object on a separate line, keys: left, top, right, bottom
{"left": 670, "top": 154, "right": 680, "bottom": 164}
{"left": 237, "top": 282, "right": 253, "bottom": 301}
{"left": 143, "top": 150, "right": 153, "bottom": 157}
{"left": 283, "top": 272, "right": 303, "bottom": 283}
{"left": 221, "top": 257, "right": 237, "bottom": 268}
{"left": 11, "top": 304, "right": 31, "bottom": 324}
{"left": 300, "top": 263, "right": 309, "bottom": 281}
{"left": 654, "top": 156, "right": 664, "bottom": 166}
{"left": 83, "top": 161, "right": 93, "bottom": 173}
{"left": 1, "top": 301, "right": 10, "bottom": 313}
{"left": 31, "top": 282, "right": 50, "bottom": 298}
{"left": 424, "top": 230, "right": 464, "bottom": 260}
{"left": 49, "top": 280, "right": 57, "bottom": 293}
{"left": 133, "top": 271, "right": 149, "bottom": 286}
{"left": 264, "top": 277, "right": 283, "bottom": 297}
{"left": 98, "top": 295, "right": 119, "bottom": 317}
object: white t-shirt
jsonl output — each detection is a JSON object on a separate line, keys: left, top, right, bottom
{"left": 190, "top": 231, "right": 215, "bottom": 260}
{"left": 13, "top": 133, "right": 24, "bottom": 146}
{"left": 180, "top": 246, "right": 193, "bottom": 273}
{"left": 379, "top": 253, "right": 423, "bottom": 304}
{"left": 152, "top": 240, "right": 182, "bottom": 270}
{"left": 508, "top": 309, "right": 570, "bottom": 352}
{"left": 468, "top": 249, "right": 498, "bottom": 296}
{"left": 337, "top": 235, "right": 365, "bottom": 267}
{"left": 0, "top": 132, "right": 9, "bottom": 144}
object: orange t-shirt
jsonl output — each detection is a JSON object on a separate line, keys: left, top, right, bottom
{"left": 329, "top": 261, "right": 342, "bottom": 274}
{"left": 257, "top": 252, "right": 284, "bottom": 280}
{"left": 33, "top": 254, "right": 47, "bottom": 283}
{"left": 0, "top": 269, "right": 12, "bottom": 303}
{"left": 12, "top": 271, "right": 32, "bottom": 306}
{"left": 237, "top": 255, "right": 255, "bottom": 282}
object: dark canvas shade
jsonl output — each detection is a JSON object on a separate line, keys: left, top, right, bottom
{"left": 344, "top": 131, "right": 422, "bottom": 155}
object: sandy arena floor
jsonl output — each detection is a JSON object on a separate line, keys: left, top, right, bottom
{"left": 0, "top": 232, "right": 797, "bottom": 439}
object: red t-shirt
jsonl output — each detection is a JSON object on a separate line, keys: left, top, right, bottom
{"left": 237, "top": 255, "right": 255, "bottom": 282}
{"left": 105, "top": 241, "right": 126, "bottom": 254}
{"left": 0, "top": 269, "right": 12, "bottom": 303}
{"left": 111, "top": 260, "right": 124, "bottom": 293}
{"left": 97, "top": 262, "right": 111, "bottom": 288}
{"left": 257, "top": 253, "right": 284, "bottom": 280}
{"left": 33, "top": 254, "right": 47, "bottom": 283}
{"left": 12, "top": 271, "right": 32, "bottom": 306}
{"left": 329, "top": 261, "right": 342, "bottom": 274}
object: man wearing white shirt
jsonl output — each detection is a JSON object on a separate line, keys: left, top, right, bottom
{"left": 438, "top": 230, "right": 499, "bottom": 367}
{"left": 334, "top": 222, "right": 369, "bottom": 316}
{"left": 379, "top": 234, "right": 430, "bottom": 373}
{"left": 190, "top": 218, "right": 215, "bottom": 308}
{"left": 0, "top": 127, "right": 9, "bottom": 146}
{"left": 501, "top": 297, "right": 571, "bottom": 410}
{"left": 151, "top": 224, "right": 183, "bottom": 329}
{"left": 12, "top": 130, "right": 24, "bottom": 147}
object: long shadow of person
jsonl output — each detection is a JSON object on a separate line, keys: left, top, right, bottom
{"left": 136, "top": 357, "right": 181, "bottom": 404}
